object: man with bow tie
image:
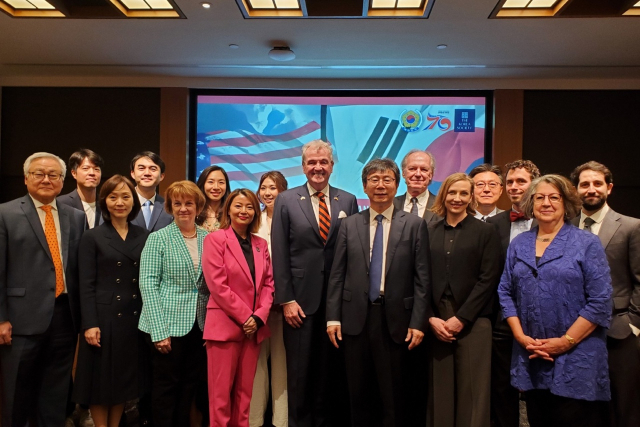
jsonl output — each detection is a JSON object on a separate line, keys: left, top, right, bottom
{"left": 271, "top": 140, "right": 358, "bottom": 427}
{"left": 486, "top": 159, "right": 540, "bottom": 427}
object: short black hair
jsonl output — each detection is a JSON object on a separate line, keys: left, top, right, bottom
{"left": 69, "top": 149, "right": 104, "bottom": 173}
{"left": 99, "top": 175, "right": 141, "bottom": 223}
{"left": 361, "top": 158, "right": 400, "bottom": 186}
{"left": 130, "top": 151, "right": 165, "bottom": 173}
{"left": 469, "top": 163, "right": 503, "bottom": 185}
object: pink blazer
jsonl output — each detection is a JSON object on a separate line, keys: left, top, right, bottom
{"left": 202, "top": 227, "right": 274, "bottom": 343}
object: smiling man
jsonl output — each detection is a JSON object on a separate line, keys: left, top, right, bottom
{"left": 393, "top": 149, "right": 440, "bottom": 224}
{"left": 130, "top": 151, "right": 173, "bottom": 232}
{"left": 0, "top": 152, "right": 86, "bottom": 426}
{"left": 469, "top": 163, "right": 504, "bottom": 220}
{"left": 326, "top": 158, "right": 431, "bottom": 427}
{"left": 58, "top": 148, "right": 104, "bottom": 229}
{"left": 570, "top": 161, "right": 640, "bottom": 427}
{"left": 271, "top": 140, "right": 358, "bottom": 427}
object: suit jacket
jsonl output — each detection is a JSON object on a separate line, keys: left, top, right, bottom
{"left": 487, "top": 210, "right": 538, "bottom": 261}
{"left": 393, "top": 191, "right": 440, "bottom": 224}
{"left": 202, "top": 227, "right": 274, "bottom": 344}
{"left": 572, "top": 208, "right": 640, "bottom": 339}
{"left": 57, "top": 189, "right": 103, "bottom": 229}
{"left": 131, "top": 193, "right": 174, "bottom": 232}
{"left": 138, "top": 222, "right": 208, "bottom": 342}
{"left": 0, "top": 195, "right": 86, "bottom": 334}
{"left": 428, "top": 215, "right": 501, "bottom": 323}
{"left": 78, "top": 222, "right": 148, "bottom": 330}
{"left": 326, "top": 207, "right": 432, "bottom": 343}
{"left": 271, "top": 184, "right": 358, "bottom": 315}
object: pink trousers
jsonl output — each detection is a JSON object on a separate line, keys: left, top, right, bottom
{"left": 207, "top": 339, "right": 261, "bottom": 427}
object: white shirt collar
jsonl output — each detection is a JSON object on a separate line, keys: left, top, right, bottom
{"left": 137, "top": 190, "right": 157, "bottom": 205}
{"left": 405, "top": 189, "right": 429, "bottom": 206}
{"left": 370, "top": 204, "right": 394, "bottom": 222}
{"left": 307, "top": 182, "right": 330, "bottom": 197}
{"left": 30, "top": 195, "right": 58, "bottom": 211}
{"left": 580, "top": 203, "right": 609, "bottom": 226}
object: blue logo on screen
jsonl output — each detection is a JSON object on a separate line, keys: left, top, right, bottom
{"left": 454, "top": 109, "right": 475, "bottom": 132}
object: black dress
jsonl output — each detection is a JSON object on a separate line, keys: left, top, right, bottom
{"left": 73, "top": 222, "right": 150, "bottom": 405}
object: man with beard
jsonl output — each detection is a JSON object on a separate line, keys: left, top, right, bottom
{"left": 570, "top": 161, "right": 640, "bottom": 427}
{"left": 486, "top": 160, "right": 540, "bottom": 427}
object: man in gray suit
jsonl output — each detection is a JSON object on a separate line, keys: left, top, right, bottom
{"left": 393, "top": 149, "right": 439, "bottom": 223}
{"left": 272, "top": 140, "right": 358, "bottom": 427}
{"left": 0, "top": 152, "right": 86, "bottom": 426}
{"left": 571, "top": 161, "right": 640, "bottom": 427}
{"left": 58, "top": 148, "right": 104, "bottom": 229}
{"left": 326, "top": 158, "right": 431, "bottom": 427}
{"left": 130, "top": 151, "right": 173, "bottom": 232}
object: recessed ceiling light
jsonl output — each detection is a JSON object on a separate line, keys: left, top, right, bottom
{"left": 437, "top": 44, "right": 447, "bottom": 49}
{"left": 268, "top": 46, "right": 295, "bottom": 61}
{"left": 229, "top": 44, "right": 239, "bottom": 49}
{"left": 201, "top": 2, "right": 211, "bottom": 8}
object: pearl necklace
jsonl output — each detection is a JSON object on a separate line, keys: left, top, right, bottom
{"left": 181, "top": 229, "right": 197, "bottom": 239}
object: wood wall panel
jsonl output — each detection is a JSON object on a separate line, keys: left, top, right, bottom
{"left": 159, "top": 87, "right": 189, "bottom": 189}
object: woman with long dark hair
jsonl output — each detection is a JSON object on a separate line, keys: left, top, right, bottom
{"left": 196, "top": 166, "right": 230, "bottom": 233}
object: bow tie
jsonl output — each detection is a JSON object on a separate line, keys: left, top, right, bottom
{"left": 510, "top": 210, "right": 526, "bottom": 222}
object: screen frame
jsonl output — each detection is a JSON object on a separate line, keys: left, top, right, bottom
{"left": 188, "top": 88, "right": 494, "bottom": 183}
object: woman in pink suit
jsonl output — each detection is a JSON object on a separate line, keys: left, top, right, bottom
{"left": 202, "top": 188, "right": 275, "bottom": 427}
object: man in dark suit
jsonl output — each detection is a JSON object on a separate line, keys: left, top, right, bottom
{"left": 486, "top": 159, "right": 540, "bottom": 427}
{"left": 570, "top": 161, "right": 640, "bottom": 427}
{"left": 272, "top": 140, "right": 359, "bottom": 427}
{"left": 393, "top": 149, "right": 439, "bottom": 223}
{"left": 58, "top": 148, "right": 104, "bottom": 229}
{"left": 0, "top": 152, "right": 86, "bottom": 426}
{"left": 326, "top": 158, "right": 431, "bottom": 427}
{"left": 469, "top": 163, "right": 504, "bottom": 220}
{"left": 130, "top": 151, "right": 173, "bottom": 232}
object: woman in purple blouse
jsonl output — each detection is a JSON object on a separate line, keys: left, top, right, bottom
{"left": 498, "top": 174, "right": 612, "bottom": 427}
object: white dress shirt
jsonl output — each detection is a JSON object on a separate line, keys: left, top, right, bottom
{"left": 81, "top": 200, "right": 97, "bottom": 229}
{"left": 255, "top": 210, "right": 272, "bottom": 256}
{"left": 579, "top": 203, "right": 609, "bottom": 236}
{"left": 30, "top": 196, "right": 68, "bottom": 293}
{"left": 402, "top": 190, "right": 430, "bottom": 218}
{"left": 509, "top": 207, "right": 534, "bottom": 242}
{"left": 474, "top": 207, "right": 500, "bottom": 221}
{"left": 307, "top": 182, "right": 331, "bottom": 222}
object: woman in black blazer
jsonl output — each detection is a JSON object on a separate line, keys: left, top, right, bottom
{"left": 73, "top": 175, "right": 149, "bottom": 427}
{"left": 427, "top": 173, "right": 501, "bottom": 427}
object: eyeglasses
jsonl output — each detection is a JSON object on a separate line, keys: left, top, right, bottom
{"left": 533, "top": 193, "right": 562, "bottom": 204}
{"left": 29, "top": 172, "right": 63, "bottom": 182}
{"left": 367, "top": 177, "right": 396, "bottom": 186}
{"left": 475, "top": 181, "right": 501, "bottom": 190}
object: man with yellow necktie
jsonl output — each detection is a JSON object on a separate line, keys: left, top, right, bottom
{"left": 0, "top": 152, "right": 86, "bottom": 426}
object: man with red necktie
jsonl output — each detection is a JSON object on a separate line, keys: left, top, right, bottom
{"left": 272, "top": 140, "right": 358, "bottom": 427}
{"left": 0, "top": 152, "right": 86, "bottom": 426}
{"left": 486, "top": 159, "right": 540, "bottom": 427}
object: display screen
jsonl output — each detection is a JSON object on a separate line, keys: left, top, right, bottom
{"left": 192, "top": 91, "right": 490, "bottom": 209}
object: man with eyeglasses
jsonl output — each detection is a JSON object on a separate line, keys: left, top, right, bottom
{"left": 486, "top": 160, "right": 540, "bottom": 427}
{"left": 58, "top": 148, "right": 104, "bottom": 229}
{"left": 570, "top": 161, "right": 640, "bottom": 427}
{"left": 469, "top": 164, "right": 504, "bottom": 221}
{"left": 326, "top": 158, "right": 431, "bottom": 426}
{"left": 0, "top": 152, "right": 86, "bottom": 426}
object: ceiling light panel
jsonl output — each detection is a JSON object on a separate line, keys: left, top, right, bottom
{"left": 120, "top": 0, "right": 150, "bottom": 9}
{"left": 146, "top": 0, "right": 172, "bottom": 8}
{"left": 5, "top": 0, "right": 35, "bottom": 8}
{"left": 248, "top": 0, "right": 276, "bottom": 8}
{"left": 528, "top": 0, "right": 557, "bottom": 7}
{"left": 397, "top": 0, "right": 423, "bottom": 7}
{"left": 274, "top": 0, "right": 299, "bottom": 8}
{"left": 28, "top": 0, "right": 55, "bottom": 8}
{"left": 371, "top": 0, "right": 397, "bottom": 8}
{"left": 502, "top": 0, "right": 529, "bottom": 7}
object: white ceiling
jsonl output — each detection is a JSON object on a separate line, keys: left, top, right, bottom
{"left": 0, "top": 0, "right": 639, "bottom": 83}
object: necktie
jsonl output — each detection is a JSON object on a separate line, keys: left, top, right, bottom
{"left": 510, "top": 210, "right": 526, "bottom": 222}
{"left": 481, "top": 216, "right": 487, "bottom": 222}
{"left": 40, "top": 206, "right": 64, "bottom": 297}
{"left": 584, "top": 217, "right": 595, "bottom": 233}
{"left": 410, "top": 197, "right": 419, "bottom": 216}
{"left": 142, "top": 200, "right": 152, "bottom": 229}
{"left": 316, "top": 192, "right": 331, "bottom": 244}
{"left": 369, "top": 214, "right": 384, "bottom": 302}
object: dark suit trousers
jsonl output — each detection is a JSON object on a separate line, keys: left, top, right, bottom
{"left": 0, "top": 295, "right": 77, "bottom": 427}
{"left": 343, "top": 304, "right": 406, "bottom": 427}
{"left": 490, "top": 322, "right": 520, "bottom": 427}
{"left": 608, "top": 333, "right": 640, "bottom": 427}
{"left": 283, "top": 305, "right": 350, "bottom": 427}
{"left": 525, "top": 389, "right": 608, "bottom": 427}
{"left": 145, "top": 322, "right": 206, "bottom": 427}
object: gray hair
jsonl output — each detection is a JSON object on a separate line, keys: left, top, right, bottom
{"left": 361, "top": 158, "right": 400, "bottom": 186}
{"left": 400, "top": 149, "right": 436, "bottom": 174}
{"left": 520, "top": 174, "right": 582, "bottom": 221}
{"left": 23, "top": 152, "right": 67, "bottom": 178}
{"left": 301, "top": 139, "right": 333, "bottom": 164}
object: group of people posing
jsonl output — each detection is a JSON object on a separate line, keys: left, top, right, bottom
{"left": 0, "top": 140, "right": 638, "bottom": 427}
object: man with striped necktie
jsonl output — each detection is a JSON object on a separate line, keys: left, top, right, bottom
{"left": 272, "top": 140, "right": 358, "bottom": 427}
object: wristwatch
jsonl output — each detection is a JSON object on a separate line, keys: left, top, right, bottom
{"left": 564, "top": 334, "right": 576, "bottom": 345}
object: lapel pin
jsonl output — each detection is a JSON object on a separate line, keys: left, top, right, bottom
{"left": 300, "top": 196, "right": 306, "bottom": 200}
{"left": 256, "top": 247, "right": 260, "bottom": 252}
{"left": 334, "top": 196, "right": 339, "bottom": 201}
